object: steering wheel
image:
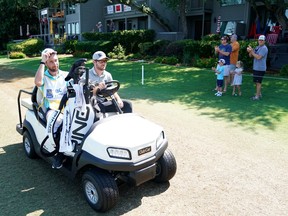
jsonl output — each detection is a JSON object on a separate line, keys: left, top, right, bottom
{"left": 97, "top": 80, "right": 120, "bottom": 98}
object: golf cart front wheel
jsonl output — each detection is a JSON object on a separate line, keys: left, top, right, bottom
{"left": 82, "top": 169, "right": 119, "bottom": 212}
{"left": 23, "top": 131, "right": 37, "bottom": 159}
{"left": 154, "top": 149, "right": 177, "bottom": 183}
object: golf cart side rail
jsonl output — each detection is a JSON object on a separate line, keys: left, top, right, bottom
{"left": 17, "top": 89, "right": 33, "bottom": 134}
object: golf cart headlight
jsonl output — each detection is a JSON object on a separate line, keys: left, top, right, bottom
{"left": 107, "top": 147, "right": 131, "bottom": 160}
{"left": 156, "top": 131, "right": 165, "bottom": 149}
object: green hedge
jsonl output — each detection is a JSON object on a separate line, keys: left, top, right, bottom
{"left": 7, "top": 38, "right": 44, "bottom": 57}
{"left": 75, "top": 40, "right": 114, "bottom": 58}
{"left": 82, "top": 29, "right": 155, "bottom": 53}
{"left": 280, "top": 64, "right": 288, "bottom": 76}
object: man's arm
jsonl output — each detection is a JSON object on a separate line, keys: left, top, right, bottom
{"left": 34, "top": 64, "right": 45, "bottom": 87}
{"left": 34, "top": 51, "right": 51, "bottom": 87}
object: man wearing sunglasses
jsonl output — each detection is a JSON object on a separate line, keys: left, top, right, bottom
{"left": 214, "top": 35, "right": 232, "bottom": 93}
{"left": 87, "top": 51, "right": 132, "bottom": 113}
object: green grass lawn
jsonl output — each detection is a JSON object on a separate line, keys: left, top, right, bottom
{"left": 1, "top": 55, "right": 288, "bottom": 132}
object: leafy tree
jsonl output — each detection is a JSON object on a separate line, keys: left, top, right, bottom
{"left": 217, "top": 0, "right": 288, "bottom": 32}
{"left": 0, "top": 0, "right": 59, "bottom": 50}
{"left": 160, "top": 0, "right": 187, "bottom": 38}
{"left": 247, "top": 0, "right": 288, "bottom": 31}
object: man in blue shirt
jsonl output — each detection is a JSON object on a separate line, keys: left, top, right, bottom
{"left": 214, "top": 35, "right": 232, "bottom": 93}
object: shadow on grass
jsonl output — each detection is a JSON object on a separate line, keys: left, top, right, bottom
{"left": 110, "top": 61, "right": 288, "bottom": 131}
{"left": 0, "top": 143, "right": 169, "bottom": 215}
{"left": 1, "top": 56, "right": 287, "bottom": 131}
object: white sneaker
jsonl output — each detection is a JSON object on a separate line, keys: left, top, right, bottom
{"left": 215, "top": 92, "right": 219, "bottom": 96}
{"left": 216, "top": 92, "right": 222, "bottom": 97}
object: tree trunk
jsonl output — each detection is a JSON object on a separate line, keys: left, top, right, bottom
{"left": 179, "top": 0, "right": 188, "bottom": 38}
{"left": 275, "top": 7, "right": 288, "bottom": 32}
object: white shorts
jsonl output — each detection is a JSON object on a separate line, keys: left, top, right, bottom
{"left": 229, "top": 64, "right": 236, "bottom": 74}
{"left": 223, "top": 65, "right": 230, "bottom": 76}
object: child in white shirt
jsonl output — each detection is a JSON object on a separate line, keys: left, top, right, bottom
{"left": 231, "top": 60, "right": 244, "bottom": 96}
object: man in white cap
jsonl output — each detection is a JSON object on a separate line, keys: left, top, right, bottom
{"left": 87, "top": 51, "right": 132, "bottom": 113}
{"left": 35, "top": 48, "right": 68, "bottom": 111}
{"left": 247, "top": 35, "right": 268, "bottom": 100}
{"left": 34, "top": 48, "right": 68, "bottom": 169}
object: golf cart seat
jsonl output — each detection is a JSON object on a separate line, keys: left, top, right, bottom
{"left": 31, "top": 86, "right": 47, "bottom": 127}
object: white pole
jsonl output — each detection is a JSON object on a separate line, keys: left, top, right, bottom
{"left": 141, "top": 65, "right": 144, "bottom": 85}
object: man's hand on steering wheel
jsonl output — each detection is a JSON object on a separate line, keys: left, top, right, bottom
{"left": 90, "top": 82, "right": 106, "bottom": 96}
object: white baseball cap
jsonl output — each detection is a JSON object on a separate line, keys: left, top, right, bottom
{"left": 42, "top": 48, "right": 57, "bottom": 55}
{"left": 92, "top": 51, "right": 109, "bottom": 61}
{"left": 218, "top": 59, "right": 225, "bottom": 64}
{"left": 258, "top": 35, "right": 266, "bottom": 41}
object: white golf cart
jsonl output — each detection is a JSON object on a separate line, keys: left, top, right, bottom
{"left": 16, "top": 59, "right": 177, "bottom": 212}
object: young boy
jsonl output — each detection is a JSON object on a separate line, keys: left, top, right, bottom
{"left": 212, "top": 59, "right": 225, "bottom": 97}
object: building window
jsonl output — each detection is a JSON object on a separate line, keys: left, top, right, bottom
{"left": 220, "top": 0, "right": 245, "bottom": 6}
{"left": 66, "top": 3, "right": 76, "bottom": 15}
{"left": 221, "top": 21, "right": 244, "bottom": 35}
{"left": 67, "top": 22, "right": 79, "bottom": 35}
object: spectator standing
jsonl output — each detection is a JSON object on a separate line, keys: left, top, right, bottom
{"left": 108, "top": 19, "right": 115, "bottom": 32}
{"left": 229, "top": 34, "right": 240, "bottom": 85}
{"left": 214, "top": 35, "right": 232, "bottom": 93}
{"left": 231, "top": 60, "right": 244, "bottom": 96}
{"left": 247, "top": 35, "right": 268, "bottom": 100}
{"left": 212, "top": 59, "right": 225, "bottom": 97}
{"left": 96, "top": 21, "right": 103, "bottom": 32}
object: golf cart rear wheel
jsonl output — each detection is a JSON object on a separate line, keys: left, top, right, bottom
{"left": 154, "top": 149, "right": 177, "bottom": 183}
{"left": 82, "top": 169, "right": 119, "bottom": 212}
{"left": 23, "top": 131, "right": 37, "bottom": 159}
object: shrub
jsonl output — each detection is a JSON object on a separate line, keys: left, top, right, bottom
{"left": 108, "top": 44, "right": 126, "bottom": 60}
{"left": 238, "top": 40, "right": 258, "bottom": 70}
{"left": 152, "top": 40, "right": 171, "bottom": 56}
{"left": 183, "top": 40, "right": 201, "bottom": 65}
{"left": 54, "top": 45, "right": 65, "bottom": 54}
{"left": 153, "top": 56, "right": 178, "bottom": 65}
{"left": 193, "top": 57, "right": 217, "bottom": 68}
{"left": 138, "top": 42, "right": 154, "bottom": 55}
{"left": 154, "top": 56, "right": 163, "bottom": 64}
{"left": 63, "top": 40, "right": 78, "bottom": 54}
{"left": 82, "top": 29, "right": 155, "bottom": 54}
{"left": 126, "top": 52, "right": 144, "bottom": 60}
{"left": 162, "top": 56, "right": 178, "bottom": 65}
{"left": 7, "top": 38, "right": 44, "bottom": 56}
{"left": 280, "top": 64, "right": 288, "bottom": 77}
{"left": 9, "top": 52, "right": 26, "bottom": 59}
{"left": 138, "top": 39, "right": 171, "bottom": 56}
{"left": 202, "top": 34, "right": 221, "bottom": 41}
{"left": 74, "top": 40, "right": 114, "bottom": 58}
{"left": 73, "top": 51, "right": 91, "bottom": 59}
{"left": 164, "top": 39, "right": 191, "bottom": 62}
{"left": 199, "top": 40, "right": 218, "bottom": 58}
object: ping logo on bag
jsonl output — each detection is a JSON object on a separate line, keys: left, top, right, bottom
{"left": 71, "top": 107, "right": 90, "bottom": 146}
